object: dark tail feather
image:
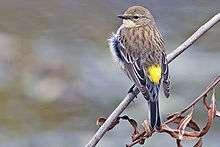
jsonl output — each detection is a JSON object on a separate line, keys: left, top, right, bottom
{"left": 146, "top": 79, "right": 161, "bottom": 129}
{"left": 148, "top": 100, "right": 161, "bottom": 130}
{"left": 156, "top": 100, "right": 161, "bottom": 129}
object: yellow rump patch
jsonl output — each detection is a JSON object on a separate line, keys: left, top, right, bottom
{"left": 147, "top": 65, "right": 162, "bottom": 85}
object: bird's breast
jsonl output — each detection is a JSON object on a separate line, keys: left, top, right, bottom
{"left": 119, "top": 25, "right": 164, "bottom": 51}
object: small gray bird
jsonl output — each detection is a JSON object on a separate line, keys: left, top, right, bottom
{"left": 108, "top": 6, "right": 170, "bottom": 130}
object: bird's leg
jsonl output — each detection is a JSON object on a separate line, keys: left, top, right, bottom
{"left": 128, "top": 84, "right": 135, "bottom": 93}
{"left": 128, "top": 84, "right": 138, "bottom": 99}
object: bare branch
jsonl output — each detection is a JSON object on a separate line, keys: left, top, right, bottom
{"left": 126, "top": 76, "right": 220, "bottom": 147}
{"left": 85, "top": 13, "right": 220, "bottom": 147}
{"left": 180, "top": 76, "right": 220, "bottom": 115}
{"left": 167, "top": 13, "right": 220, "bottom": 63}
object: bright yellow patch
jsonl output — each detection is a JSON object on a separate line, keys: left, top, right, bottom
{"left": 147, "top": 65, "right": 162, "bottom": 85}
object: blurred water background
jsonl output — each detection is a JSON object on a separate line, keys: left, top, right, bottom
{"left": 0, "top": 0, "right": 219, "bottom": 146}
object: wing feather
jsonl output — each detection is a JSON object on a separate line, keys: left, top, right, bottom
{"left": 162, "top": 51, "right": 170, "bottom": 98}
{"left": 111, "top": 34, "right": 150, "bottom": 98}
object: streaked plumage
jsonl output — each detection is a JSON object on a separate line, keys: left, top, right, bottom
{"left": 108, "top": 6, "right": 170, "bottom": 129}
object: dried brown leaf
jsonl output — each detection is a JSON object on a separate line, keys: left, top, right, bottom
{"left": 139, "top": 139, "right": 145, "bottom": 145}
{"left": 120, "top": 115, "right": 138, "bottom": 133}
{"left": 131, "top": 131, "right": 145, "bottom": 142}
{"left": 129, "top": 119, "right": 138, "bottom": 130}
{"left": 216, "top": 111, "right": 220, "bottom": 117}
{"left": 176, "top": 139, "right": 183, "bottom": 147}
{"left": 166, "top": 112, "right": 179, "bottom": 120}
{"left": 186, "top": 119, "right": 200, "bottom": 131}
{"left": 170, "top": 115, "right": 184, "bottom": 124}
{"left": 211, "top": 91, "right": 216, "bottom": 113}
{"left": 178, "top": 109, "right": 193, "bottom": 139}
{"left": 142, "top": 120, "right": 151, "bottom": 134}
{"left": 161, "top": 124, "right": 179, "bottom": 139}
{"left": 203, "top": 96, "right": 210, "bottom": 110}
{"left": 120, "top": 115, "right": 129, "bottom": 120}
{"left": 170, "top": 115, "right": 200, "bottom": 132}
{"left": 165, "top": 113, "right": 180, "bottom": 124}
{"left": 97, "top": 117, "right": 121, "bottom": 131}
{"left": 193, "top": 138, "right": 202, "bottom": 147}
{"left": 199, "top": 92, "right": 216, "bottom": 137}
{"left": 97, "top": 77, "right": 220, "bottom": 147}
{"left": 96, "top": 117, "right": 106, "bottom": 126}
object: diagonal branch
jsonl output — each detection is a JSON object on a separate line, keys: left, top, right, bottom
{"left": 85, "top": 13, "right": 220, "bottom": 147}
{"left": 125, "top": 75, "right": 220, "bottom": 147}
{"left": 179, "top": 75, "right": 220, "bottom": 115}
{"left": 166, "top": 13, "right": 220, "bottom": 63}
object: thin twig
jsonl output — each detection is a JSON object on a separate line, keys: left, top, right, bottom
{"left": 164, "top": 75, "right": 220, "bottom": 124}
{"left": 179, "top": 75, "right": 220, "bottom": 115}
{"left": 85, "top": 13, "right": 220, "bottom": 147}
{"left": 126, "top": 76, "right": 220, "bottom": 147}
{"left": 166, "top": 13, "right": 220, "bottom": 63}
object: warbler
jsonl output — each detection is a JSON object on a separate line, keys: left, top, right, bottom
{"left": 108, "top": 6, "right": 170, "bottom": 129}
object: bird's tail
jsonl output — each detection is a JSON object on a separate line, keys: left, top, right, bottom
{"left": 148, "top": 100, "right": 161, "bottom": 130}
{"left": 146, "top": 81, "right": 161, "bottom": 130}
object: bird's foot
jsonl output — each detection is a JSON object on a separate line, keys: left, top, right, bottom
{"left": 128, "top": 84, "right": 138, "bottom": 100}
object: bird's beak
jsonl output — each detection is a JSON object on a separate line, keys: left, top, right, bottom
{"left": 117, "top": 15, "right": 130, "bottom": 19}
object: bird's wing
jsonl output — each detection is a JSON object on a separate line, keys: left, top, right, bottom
{"left": 162, "top": 51, "right": 170, "bottom": 98}
{"left": 113, "top": 35, "right": 150, "bottom": 98}
{"left": 117, "top": 39, "right": 145, "bottom": 82}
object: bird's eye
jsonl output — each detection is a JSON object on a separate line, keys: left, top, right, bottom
{"left": 133, "top": 16, "right": 139, "bottom": 19}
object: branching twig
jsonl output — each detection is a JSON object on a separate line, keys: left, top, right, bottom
{"left": 179, "top": 75, "right": 220, "bottom": 115}
{"left": 96, "top": 76, "right": 219, "bottom": 147}
{"left": 166, "top": 13, "right": 220, "bottom": 63}
{"left": 85, "top": 13, "right": 220, "bottom": 147}
{"left": 164, "top": 75, "right": 220, "bottom": 124}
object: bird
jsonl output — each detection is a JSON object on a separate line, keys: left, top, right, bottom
{"left": 108, "top": 6, "right": 170, "bottom": 130}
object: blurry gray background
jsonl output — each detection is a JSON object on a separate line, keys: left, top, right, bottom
{"left": 0, "top": 0, "right": 219, "bottom": 147}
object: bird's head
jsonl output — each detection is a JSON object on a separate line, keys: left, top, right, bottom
{"left": 118, "top": 6, "right": 154, "bottom": 28}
